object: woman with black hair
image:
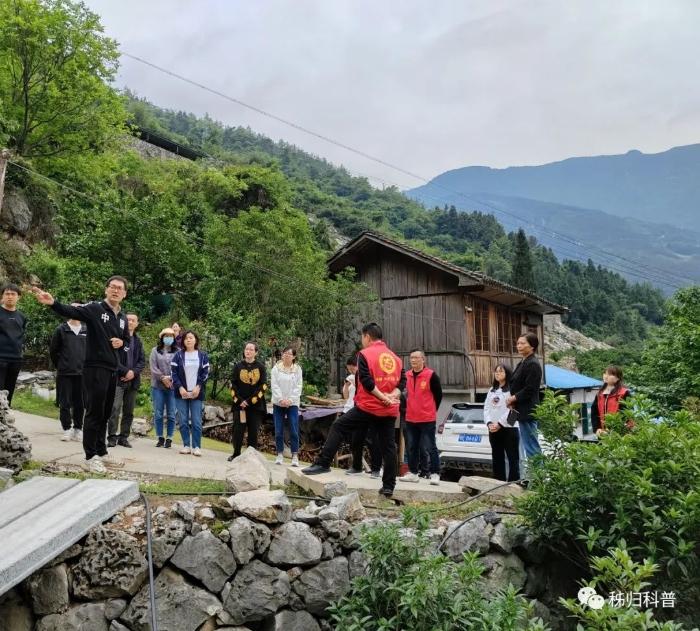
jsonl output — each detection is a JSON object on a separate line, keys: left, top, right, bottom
{"left": 171, "top": 330, "right": 210, "bottom": 456}
{"left": 228, "top": 341, "right": 268, "bottom": 461}
{"left": 485, "top": 363, "right": 520, "bottom": 481}
{"left": 149, "top": 327, "right": 177, "bottom": 449}
{"left": 591, "top": 365, "right": 631, "bottom": 435}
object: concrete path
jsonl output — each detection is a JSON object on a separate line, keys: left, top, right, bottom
{"left": 12, "top": 410, "right": 287, "bottom": 485}
{"left": 13, "top": 411, "right": 466, "bottom": 503}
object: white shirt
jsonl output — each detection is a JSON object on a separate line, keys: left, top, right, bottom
{"left": 68, "top": 322, "right": 82, "bottom": 336}
{"left": 484, "top": 387, "right": 517, "bottom": 428}
{"left": 343, "top": 373, "right": 356, "bottom": 413}
{"left": 184, "top": 351, "right": 199, "bottom": 392}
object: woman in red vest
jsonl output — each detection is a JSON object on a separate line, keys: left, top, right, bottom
{"left": 303, "top": 323, "right": 405, "bottom": 497}
{"left": 591, "top": 365, "right": 630, "bottom": 435}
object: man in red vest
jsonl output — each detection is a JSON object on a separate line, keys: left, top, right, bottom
{"left": 399, "top": 349, "right": 442, "bottom": 485}
{"left": 303, "top": 323, "right": 405, "bottom": 497}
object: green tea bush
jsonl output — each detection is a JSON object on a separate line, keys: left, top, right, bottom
{"left": 519, "top": 397, "right": 700, "bottom": 624}
{"left": 329, "top": 511, "right": 548, "bottom": 631}
{"left": 561, "top": 546, "right": 697, "bottom": 631}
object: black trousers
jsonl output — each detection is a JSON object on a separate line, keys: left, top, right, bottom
{"left": 232, "top": 406, "right": 264, "bottom": 458}
{"left": 405, "top": 421, "right": 440, "bottom": 475}
{"left": 0, "top": 360, "right": 22, "bottom": 405}
{"left": 351, "top": 424, "right": 382, "bottom": 472}
{"left": 82, "top": 367, "right": 117, "bottom": 460}
{"left": 317, "top": 406, "right": 397, "bottom": 491}
{"left": 488, "top": 426, "right": 520, "bottom": 481}
{"left": 108, "top": 385, "right": 137, "bottom": 439}
{"left": 56, "top": 374, "right": 84, "bottom": 431}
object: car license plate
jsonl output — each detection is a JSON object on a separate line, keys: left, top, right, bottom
{"left": 458, "top": 434, "right": 481, "bottom": 443}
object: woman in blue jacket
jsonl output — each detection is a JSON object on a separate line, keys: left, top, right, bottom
{"left": 171, "top": 330, "right": 210, "bottom": 456}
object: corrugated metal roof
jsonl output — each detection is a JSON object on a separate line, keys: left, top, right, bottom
{"left": 545, "top": 364, "right": 603, "bottom": 389}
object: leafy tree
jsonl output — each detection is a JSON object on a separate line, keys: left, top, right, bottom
{"left": 0, "top": 0, "right": 126, "bottom": 160}
{"left": 630, "top": 287, "right": 700, "bottom": 409}
{"left": 511, "top": 228, "right": 536, "bottom": 291}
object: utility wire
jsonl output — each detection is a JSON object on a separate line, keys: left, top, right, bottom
{"left": 122, "top": 52, "right": 693, "bottom": 288}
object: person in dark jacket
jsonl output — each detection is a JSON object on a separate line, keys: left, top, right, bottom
{"left": 507, "top": 332, "right": 543, "bottom": 474}
{"left": 0, "top": 283, "right": 27, "bottom": 405}
{"left": 30, "top": 277, "right": 130, "bottom": 474}
{"left": 591, "top": 365, "right": 631, "bottom": 435}
{"left": 49, "top": 310, "right": 87, "bottom": 442}
{"left": 107, "top": 313, "right": 145, "bottom": 448}
{"left": 171, "top": 330, "right": 210, "bottom": 456}
{"left": 228, "top": 341, "right": 268, "bottom": 461}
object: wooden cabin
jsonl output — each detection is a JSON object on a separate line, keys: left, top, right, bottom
{"left": 328, "top": 232, "right": 567, "bottom": 412}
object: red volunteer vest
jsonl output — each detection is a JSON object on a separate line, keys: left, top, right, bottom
{"left": 597, "top": 386, "right": 630, "bottom": 429}
{"left": 353, "top": 341, "right": 402, "bottom": 417}
{"left": 405, "top": 367, "right": 436, "bottom": 423}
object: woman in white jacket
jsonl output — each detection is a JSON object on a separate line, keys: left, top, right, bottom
{"left": 271, "top": 346, "right": 303, "bottom": 466}
{"left": 484, "top": 363, "right": 520, "bottom": 482}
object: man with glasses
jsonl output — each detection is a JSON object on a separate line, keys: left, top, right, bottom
{"left": 31, "top": 277, "right": 130, "bottom": 474}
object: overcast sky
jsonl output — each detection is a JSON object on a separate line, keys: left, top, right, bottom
{"left": 86, "top": 0, "right": 700, "bottom": 189}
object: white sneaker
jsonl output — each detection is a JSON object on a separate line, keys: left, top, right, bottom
{"left": 430, "top": 473, "right": 440, "bottom": 486}
{"left": 73, "top": 429, "right": 83, "bottom": 442}
{"left": 87, "top": 458, "right": 106, "bottom": 474}
{"left": 101, "top": 453, "right": 124, "bottom": 468}
{"left": 275, "top": 454, "right": 284, "bottom": 465}
{"left": 60, "top": 429, "right": 73, "bottom": 442}
{"left": 179, "top": 447, "right": 191, "bottom": 455}
{"left": 291, "top": 455, "right": 299, "bottom": 467}
{"left": 399, "top": 472, "right": 420, "bottom": 483}
{"left": 193, "top": 447, "right": 202, "bottom": 457}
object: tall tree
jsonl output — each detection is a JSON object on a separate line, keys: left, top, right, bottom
{"left": 0, "top": 0, "right": 126, "bottom": 159}
{"left": 511, "top": 228, "right": 535, "bottom": 291}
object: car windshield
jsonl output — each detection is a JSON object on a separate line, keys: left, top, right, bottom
{"left": 447, "top": 408, "right": 484, "bottom": 424}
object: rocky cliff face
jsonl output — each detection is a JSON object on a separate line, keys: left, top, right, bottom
{"left": 544, "top": 314, "right": 610, "bottom": 356}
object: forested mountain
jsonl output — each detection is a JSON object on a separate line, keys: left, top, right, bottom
{"left": 126, "top": 97, "right": 666, "bottom": 343}
{"left": 409, "top": 144, "right": 700, "bottom": 230}
{"left": 407, "top": 149, "right": 700, "bottom": 290}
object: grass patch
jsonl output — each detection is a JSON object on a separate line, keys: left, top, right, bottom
{"left": 140, "top": 477, "right": 227, "bottom": 495}
{"left": 12, "top": 389, "right": 59, "bottom": 419}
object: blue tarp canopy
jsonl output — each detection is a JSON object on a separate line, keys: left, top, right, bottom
{"left": 545, "top": 364, "right": 603, "bottom": 390}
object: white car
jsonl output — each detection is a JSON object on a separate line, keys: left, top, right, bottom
{"left": 436, "top": 403, "right": 492, "bottom": 476}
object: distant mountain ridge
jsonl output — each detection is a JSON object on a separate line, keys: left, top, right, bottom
{"left": 407, "top": 144, "right": 700, "bottom": 288}
{"left": 409, "top": 144, "right": 700, "bottom": 230}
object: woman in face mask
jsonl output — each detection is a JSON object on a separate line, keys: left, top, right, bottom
{"left": 150, "top": 328, "right": 178, "bottom": 448}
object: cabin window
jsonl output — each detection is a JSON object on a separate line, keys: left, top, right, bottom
{"left": 474, "top": 302, "right": 490, "bottom": 351}
{"left": 497, "top": 308, "right": 522, "bottom": 353}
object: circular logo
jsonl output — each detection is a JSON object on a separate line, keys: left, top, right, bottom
{"left": 378, "top": 353, "right": 396, "bottom": 374}
{"left": 578, "top": 587, "right": 596, "bottom": 605}
{"left": 588, "top": 595, "right": 605, "bottom": 610}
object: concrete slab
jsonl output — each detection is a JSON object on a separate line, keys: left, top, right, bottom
{"left": 0, "top": 476, "right": 80, "bottom": 528}
{"left": 0, "top": 477, "right": 139, "bottom": 596}
{"left": 286, "top": 467, "right": 466, "bottom": 503}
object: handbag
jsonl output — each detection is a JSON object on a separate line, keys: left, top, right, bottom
{"left": 506, "top": 408, "right": 520, "bottom": 427}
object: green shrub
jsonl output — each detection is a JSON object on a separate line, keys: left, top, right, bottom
{"left": 561, "top": 545, "right": 697, "bottom": 630}
{"left": 519, "top": 397, "right": 700, "bottom": 624}
{"left": 329, "top": 511, "right": 548, "bottom": 631}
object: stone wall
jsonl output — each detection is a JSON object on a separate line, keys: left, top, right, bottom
{"left": 0, "top": 488, "right": 574, "bottom": 631}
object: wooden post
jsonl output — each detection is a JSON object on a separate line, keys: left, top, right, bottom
{"left": 0, "top": 149, "right": 10, "bottom": 214}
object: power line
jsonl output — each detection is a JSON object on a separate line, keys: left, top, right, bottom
{"left": 122, "top": 51, "right": 693, "bottom": 289}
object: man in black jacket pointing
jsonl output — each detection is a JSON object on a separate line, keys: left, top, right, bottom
{"left": 31, "top": 276, "right": 130, "bottom": 474}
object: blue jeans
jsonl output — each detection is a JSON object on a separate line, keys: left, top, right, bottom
{"left": 176, "top": 397, "right": 203, "bottom": 449}
{"left": 152, "top": 387, "right": 176, "bottom": 438}
{"left": 273, "top": 404, "right": 299, "bottom": 454}
{"left": 518, "top": 419, "right": 542, "bottom": 477}
{"left": 404, "top": 421, "right": 440, "bottom": 475}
